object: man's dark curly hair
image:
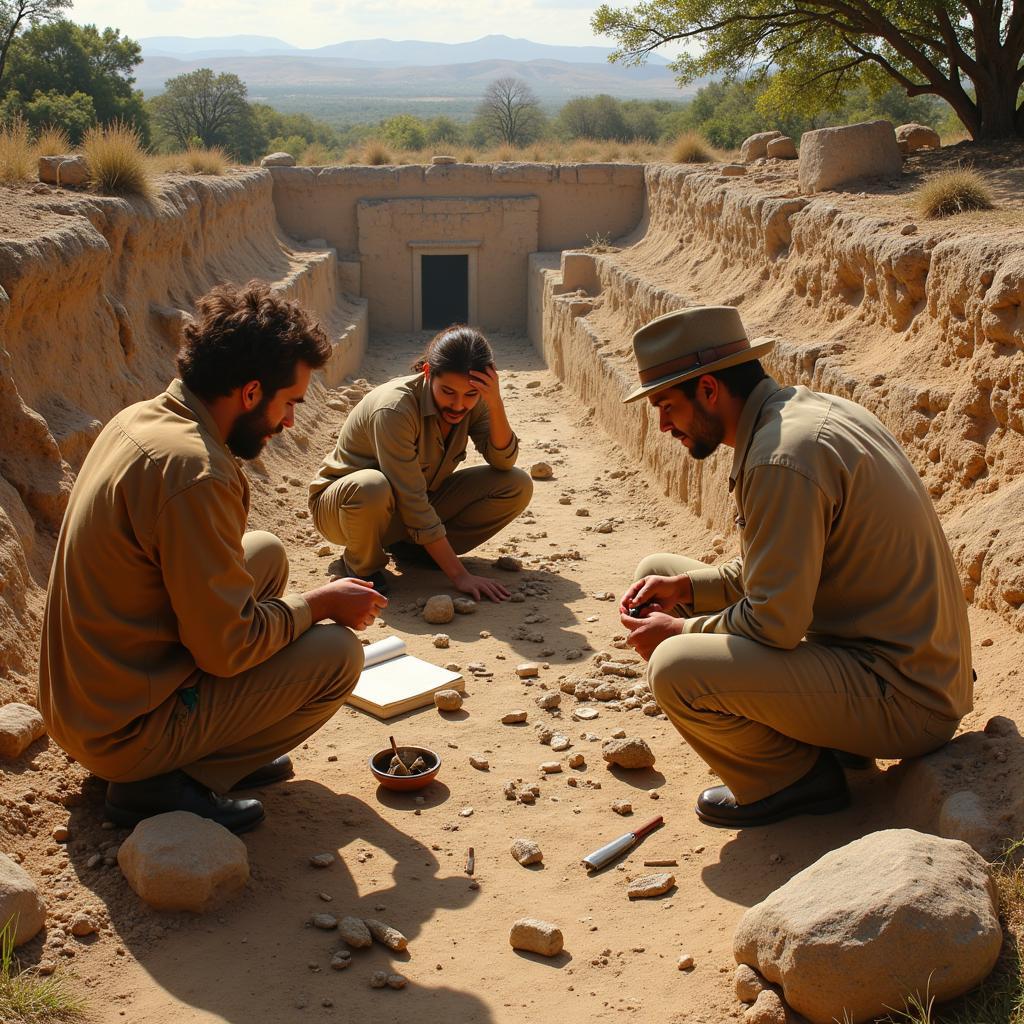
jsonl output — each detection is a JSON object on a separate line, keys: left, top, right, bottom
{"left": 177, "top": 281, "right": 332, "bottom": 400}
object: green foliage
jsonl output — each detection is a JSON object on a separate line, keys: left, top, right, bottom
{"left": 380, "top": 112, "right": 426, "bottom": 150}
{"left": 266, "top": 133, "right": 306, "bottom": 160}
{"left": 0, "top": 915, "right": 85, "bottom": 1022}
{"left": 592, "top": 0, "right": 1022, "bottom": 139}
{"left": 4, "top": 20, "right": 146, "bottom": 140}
{"left": 475, "top": 76, "right": 545, "bottom": 146}
{"left": 156, "top": 68, "right": 248, "bottom": 153}
{"left": 558, "top": 93, "right": 629, "bottom": 140}
{"left": 425, "top": 115, "right": 461, "bottom": 145}
{"left": 18, "top": 88, "right": 93, "bottom": 141}
{"left": 0, "top": 0, "right": 72, "bottom": 88}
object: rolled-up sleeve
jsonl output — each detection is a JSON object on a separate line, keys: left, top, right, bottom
{"left": 371, "top": 407, "right": 446, "bottom": 544}
{"left": 156, "top": 477, "right": 310, "bottom": 678}
{"left": 681, "top": 465, "right": 829, "bottom": 649}
{"left": 687, "top": 557, "right": 744, "bottom": 613}
{"left": 469, "top": 405, "right": 519, "bottom": 470}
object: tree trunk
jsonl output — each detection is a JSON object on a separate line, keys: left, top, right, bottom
{"left": 973, "top": 75, "right": 1023, "bottom": 139}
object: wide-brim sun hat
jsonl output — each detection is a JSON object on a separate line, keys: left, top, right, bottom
{"left": 623, "top": 305, "right": 774, "bottom": 403}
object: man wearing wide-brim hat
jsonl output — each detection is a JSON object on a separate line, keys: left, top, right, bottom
{"left": 618, "top": 305, "right": 972, "bottom": 827}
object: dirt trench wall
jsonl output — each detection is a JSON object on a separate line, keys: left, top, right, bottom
{"left": 531, "top": 163, "right": 1024, "bottom": 629}
{"left": 0, "top": 170, "right": 367, "bottom": 701}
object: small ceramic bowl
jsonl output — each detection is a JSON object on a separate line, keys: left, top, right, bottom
{"left": 369, "top": 745, "right": 441, "bottom": 791}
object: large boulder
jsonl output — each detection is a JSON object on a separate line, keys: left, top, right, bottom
{"left": 740, "top": 131, "right": 784, "bottom": 162}
{"left": 766, "top": 136, "right": 797, "bottom": 159}
{"left": 0, "top": 702, "right": 46, "bottom": 759}
{"left": 733, "top": 829, "right": 1002, "bottom": 1024}
{"left": 260, "top": 151, "right": 296, "bottom": 167}
{"left": 0, "top": 854, "right": 46, "bottom": 944}
{"left": 896, "top": 122, "right": 941, "bottom": 154}
{"left": 117, "top": 812, "right": 250, "bottom": 912}
{"left": 57, "top": 156, "right": 89, "bottom": 188}
{"left": 798, "top": 120, "right": 903, "bottom": 194}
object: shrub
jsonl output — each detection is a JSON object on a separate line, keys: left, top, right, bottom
{"left": 671, "top": 131, "right": 715, "bottom": 163}
{"left": 916, "top": 166, "right": 993, "bottom": 218}
{"left": 83, "top": 120, "right": 152, "bottom": 197}
{"left": 32, "top": 125, "right": 71, "bottom": 157}
{"left": 361, "top": 139, "right": 392, "bottom": 165}
{"left": 181, "top": 145, "right": 228, "bottom": 175}
{"left": 0, "top": 116, "right": 34, "bottom": 183}
{"left": 299, "top": 142, "right": 333, "bottom": 166}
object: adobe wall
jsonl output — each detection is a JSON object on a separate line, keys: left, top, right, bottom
{"left": 269, "top": 163, "right": 646, "bottom": 332}
{"left": 530, "top": 162, "right": 1024, "bottom": 630}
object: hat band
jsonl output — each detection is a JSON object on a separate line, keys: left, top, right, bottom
{"left": 637, "top": 339, "right": 750, "bottom": 385}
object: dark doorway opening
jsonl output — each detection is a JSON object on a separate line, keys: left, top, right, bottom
{"left": 421, "top": 254, "right": 469, "bottom": 329}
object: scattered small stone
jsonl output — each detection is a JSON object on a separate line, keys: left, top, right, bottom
{"left": 602, "top": 737, "right": 656, "bottom": 769}
{"left": 573, "top": 707, "right": 599, "bottom": 722}
{"left": 338, "top": 916, "right": 373, "bottom": 948}
{"left": 52, "top": 825, "right": 69, "bottom": 843}
{"left": 86, "top": 854, "right": 102, "bottom": 869}
{"left": 445, "top": 662, "right": 461, "bottom": 672}
{"left": 369, "top": 970, "right": 389, "bottom": 989}
{"left": 596, "top": 520, "right": 615, "bottom": 534}
{"left": 496, "top": 555, "right": 522, "bottom": 571}
{"left": 509, "top": 918, "right": 563, "bottom": 956}
{"left": 535, "top": 691, "right": 561, "bottom": 710}
{"left": 744, "top": 989, "right": 787, "bottom": 1024}
{"left": 504, "top": 781, "right": 518, "bottom": 800}
{"left": 540, "top": 761, "right": 562, "bottom": 774}
{"left": 627, "top": 873, "right": 675, "bottom": 899}
{"left": 454, "top": 598, "right": 477, "bottom": 615}
{"left": 479, "top": 629, "right": 491, "bottom": 639}
{"left": 469, "top": 755, "right": 489, "bottom": 771}
{"left": 517, "top": 790, "right": 537, "bottom": 805}
{"left": 432, "top": 634, "right": 450, "bottom": 649}
{"left": 459, "top": 807, "right": 474, "bottom": 817}
{"left": 502, "top": 710, "right": 528, "bottom": 724}
{"left": 517, "top": 663, "right": 541, "bottom": 679}
{"left": 735, "top": 963, "right": 768, "bottom": 1002}
{"left": 612, "top": 799, "right": 633, "bottom": 816}
{"left": 550, "top": 734, "right": 572, "bottom": 752}
{"left": 610, "top": 728, "right": 627, "bottom": 739}
{"left": 318, "top": 892, "right": 333, "bottom": 902}
{"left": 69, "top": 912, "right": 97, "bottom": 938}
{"left": 511, "top": 838, "right": 544, "bottom": 866}
{"left": 386, "top": 973, "right": 407, "bottom": 990}
{"left": 423, "top": 595, "right": 455, "bottom": 624}
{"left": 575, "top": 508, "right": 590, "bottom": 517}
{"left": 434, "top": 689, "right": 464, "bottom": 712}
{"left": 0, "top": 703, "right": 47, "bottom": 760}
{"left": 312, "top": 913, "right": 338, "bottom": 930}
{"left": 530, "top": 462, "right": 553, "bottom": 480}
{"left": 316, "top": 544, "right": 332, "bottom": 557}
{"left": 677, "top": 954, "right": 695, "bottom": 971}
{"left": 365, "top": 919, "right": 408, "bottom": 951}
{"left": 568, "top": 753, "right": 585, "bottom": 769}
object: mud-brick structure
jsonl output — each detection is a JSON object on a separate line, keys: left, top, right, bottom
{"left": 269, "top": 163, "right": 644, "bottom": 332}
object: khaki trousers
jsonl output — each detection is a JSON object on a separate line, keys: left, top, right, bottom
{"left": 108, "top": 531, "right": 363, "bottom": 793}
{"left": 311, "top": 465, "right": 534, "bottom": 575}
{"left": 638, "top": 553, "right": 956, "bottom": 803}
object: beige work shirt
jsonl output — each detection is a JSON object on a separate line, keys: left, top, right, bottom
{"left": 309, "top": 373, "right": 519, "bottom": 544}
{"left": 682, "top": 376, "right": 972, "bottom": 721}
{"left": 38, "top": 380, "right": 312, "bottom": 771}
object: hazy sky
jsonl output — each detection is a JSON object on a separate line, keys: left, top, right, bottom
{"left": 67, "top": 0, "right": 640, "bottom": 50}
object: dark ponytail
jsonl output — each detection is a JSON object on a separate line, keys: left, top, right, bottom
{"left": 412, "top": 325, "right": 494, "bottom": 375}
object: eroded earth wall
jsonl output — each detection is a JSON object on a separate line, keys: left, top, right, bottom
{"left": 0, "top": 169, "right": 366, "bottom": 700}
{"left": 531, "top": 163, "right": 1024, "bottom": 629}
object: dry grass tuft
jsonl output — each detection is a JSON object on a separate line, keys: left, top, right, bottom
{"left": 83, "top": 120, "right": 151, "bottom": 197}
{"left": 0, "top": 918, "right": 86, "bottom": 1023}
{"left": 299, "top": 142, "right": 333, "bottom": 166}
{"left": 32, "top": 125, "right": 71, "bottom": 158}
{"left": 0, "top": 117, "right": 35, "bottom": 183}
{"left": 360, "top": 139, "right": 392, "bottom": 165}
{"left": 180, "top": 145, "right": 229, "bottom": 175}
{"left": 916, "top": 166, "right": 993, "bottom": 218}
{"left": 670, "top": 131, "right": 715, "bottom": 164}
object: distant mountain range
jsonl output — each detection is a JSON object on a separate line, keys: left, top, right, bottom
{"left": 138, "top": 33, "right": 673, "bottom": 66}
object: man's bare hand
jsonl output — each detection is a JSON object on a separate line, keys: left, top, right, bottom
{"left": 619, "top": 610, "right": 684, "bottom": 661}
{"left": 453, "top": 571, "right": 510, "bottom": 603}
{"left": 619, "top": 574, "right": 692, "bottom": 618}
{"left": 304, "top": 578, "right": 388, "bottom": 630}
{"left": 468, "top": 365, "right": 502, "bottom": 410}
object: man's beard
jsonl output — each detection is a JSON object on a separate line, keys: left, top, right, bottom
{"left": 687, "top": 404, "right": 725, "bottom": 460}
{"left": 226, "top": 398, "right": 281, "bottom": 460}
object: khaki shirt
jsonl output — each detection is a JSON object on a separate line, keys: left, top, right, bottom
{"left": 309, "top": 373, "right": 519, "bottom": 544}
{"left": 683, "top": 377, "right": 972, "bottom": 721}
{"left": 38, "top": 380, "right": 312, "bottom": 771}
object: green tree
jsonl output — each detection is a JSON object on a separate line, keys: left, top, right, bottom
{"left": 4, "top": 20, "right": 146, "bottom": 136}
{"left": 593, "top": 0, "right": 1024, "bottom": 140}
{"left": 380, "top": 113, "right": 426, "bottom": 150}
{"left": 425, "top": 115, "right": 461, "bottom": 145}
{"left": 476, "top": 76, "right": 544, "bottom": 146}
{"left": 0, "top": 0, "right": 69, "bottom": 87}
{"left": 22, "top": 88, "right": 94, "bottom": 140}
{"left": 157, "top": 68, "right": 248, "bottom": 150}
{"left": 558, "top": 94, "right": 629, "bottom": 140}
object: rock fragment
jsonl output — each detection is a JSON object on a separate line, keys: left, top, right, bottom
{"left": 530, "top": 462, "right": 553, "bottom": 480}
{"left": 535, "top": 691, "right": 560, "bottom": 710}
{"left": 677, "top": 953, "right": 695, "bottom": 970}
{"left": 434, "top": 689, "right": 463, "bottom": 712}
{"left": 509, "top": 918, "right": 563, "bottom": 956}
{"left": 338, "top": 916, "right": 373, "bottom": 948}
{"left": 540, "top": 761, "right": 562, "bottom": 774}
{"left": 432, "top": 633, "right": 450, "bottom": 648}
{"left": 422, "top": 595, "right": 455, "bottom": 624}
{"left": 735, "top": 963, "right": 768, "bottom": 1002}
{"left": 369, "top": 970, "right": 389, "bottom": 988}
{"left": 572, "top": 707, "right": 599, "bottom": 721}
{"left": 511, "top": 838, "right": 543, "bottom": 866}
{"left": 312, "top": 913, "right": 338, "bottom": 930}
{"left": 365, "top": 918, "right": 408, "bottom": 951}
{"left": 453, "top": 598, "right": 477, "bottom": 615}
{"left": 502, "top": 710, "right": 528, "bottom": 724}
{"left": 469, "top": 755, "right": 489, "bottom": 771}
{"left": 744, "top": 990, "right": 788, "bottom": 1024}
{"left": 602, "top": 737, "right": 656, "bottom": 769}
{"left": 550, "top": 734, "right": 572, "bottom": 752}
{"left": 611, "top": 799, "right": 633, "bottom": 816}
{"left": 627, "top": 873, "right": 675, "bottom": 899}
{"left": 386, "top": 973, "right": 407, "bottom": 989}
{"left": 516, "top": 663, "right": 540, "bottom": 679}
{"left": 568, "top": 753, "right": 585, "bottom": 769}
{"left": 330, "top": 950, "right": 352, "bottom": 970}
{"left": 0, "top": 703, "right": 46, "bottom": 760}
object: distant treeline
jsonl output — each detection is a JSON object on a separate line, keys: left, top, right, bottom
{"left": 0, "top": 15, "right": 955, "bottom": 163}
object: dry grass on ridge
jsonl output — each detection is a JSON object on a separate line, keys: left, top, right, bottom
{"left": 916, "top": 166, "right": 994, "bottom": 218}
{"left": 82, "top": 120, "right": 151, "bottom": 198}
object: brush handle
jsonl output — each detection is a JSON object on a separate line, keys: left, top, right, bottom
{"left": 631, "top": 815, "right": 664, "bottom": 841}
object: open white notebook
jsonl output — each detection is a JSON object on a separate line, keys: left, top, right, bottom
{"left": 349, "top": 635, "right": 464, "bottom": 719}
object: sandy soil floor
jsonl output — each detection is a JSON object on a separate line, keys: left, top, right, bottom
{"left": 8, "top": 331, "right": 1021, "bottom": 1024}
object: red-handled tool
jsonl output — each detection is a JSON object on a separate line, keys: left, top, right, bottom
{"left": 581, "top": 815, "right": 664, "bottom": 870}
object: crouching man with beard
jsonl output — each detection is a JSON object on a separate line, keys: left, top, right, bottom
{"left": 39, "top": 281, "right": 386, "bottom": 833}
{"left": 618, "top": 306, "right": 972, "bottom": 829}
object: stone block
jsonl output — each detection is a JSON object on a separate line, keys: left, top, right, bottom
{"left": 0, "top": 702, "right": 46, "bottom": 759}
{"left": 798, "top": 120, "right": 903, "bottom": 194}
{"left": 766, "top": 137, "right": 797, "bottom": 159}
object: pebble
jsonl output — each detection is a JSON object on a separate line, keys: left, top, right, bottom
{"left": 677, "top": 954, "right": 694, "bottom": 971}
{"left": 387, "top": 973, "right": 407, "bottom": 990}
{"left": 52, "top": 825, "right": 69, "bottom": 843}
{"left": 612, "top": 799, "right": 633, "bottom": 816}
{"left": 610, "top": 728, "right": 626, "bottom": 739}
{"left": 627, "top": 872, "right": 675, "bottom": 899}
{"left": 603, "top": 737, "right": 656, "bottom": 769}
{"left": 511, "top": 838, "right": 544, "bottom": 866}
{"left": 540, "top": 761, "right": 562, "bottom": 774}
{"left": 526, "top": 380, "right": 541, "bottom": 389}
{"left": 365, "top": 918, "right": 408, "bottom": 951}
{"left": 575, "top": 508, "right": 590, "bottom": 517}
{"left": 735, "top": 963, "right": 768, "bottom": 1002}
{"left": 509, "top": 918, "right": 563, "bottom": 956}
{"left": 86, "top": 854, "right": 102, "bottom": 869}
{"left": 316, "top": 544, "right": 332, "bottom": 556}
{"left": 530, "top": 462, "right": 553, "bottom": 480}
{"left": 434, "top": 689, "right": 464, "bottom": 712}
{"left": 338, "top": 916, "right": 373, "bottom": 948}
{"left": 453, "top": 598, "right": 477, "bottom": 615}
{"left": 502, "top": 710, "right": 528, "bottom": 724}
{"left": 469, "top": 755, "right": 489, "bottom": 771}
{"left": 369, "top": 970, "right": 389, "bottom": 989}
{"left": 423, "top": 595, "right": 455, "bottom": 624}
{"left": 535, "top": 691, "right": 560, "bottom": 710}
{"left": 432, "top": 634, "right": 450, "bottom": 648}
{"left": 69, "top": 913, "right": 97, "bottom": 938}
{"left": 459, "top": 806, "right": 474, "bottom": 817}
{"left": 586, "top": 615, "right": 599, "bottom": 623}
{"left": 312, "top": 913, "right": 338, "bottom": 930}
{"left": 745, "top": 989, "right": 788, "bottom": 1024}
{"left": 309, "top": 853, "right": 335, "bottom": 869}
{"left": 517, "top": 663, "right": 540, "bottom": 679}
{"left": 550, "top": 734, "right": 572, "bottom": 752}
{"left": 445, "top": 662, "right": 461, "bottom": 672}
{"left": 572, "top": 707, "right": 599, "bottom": 721}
